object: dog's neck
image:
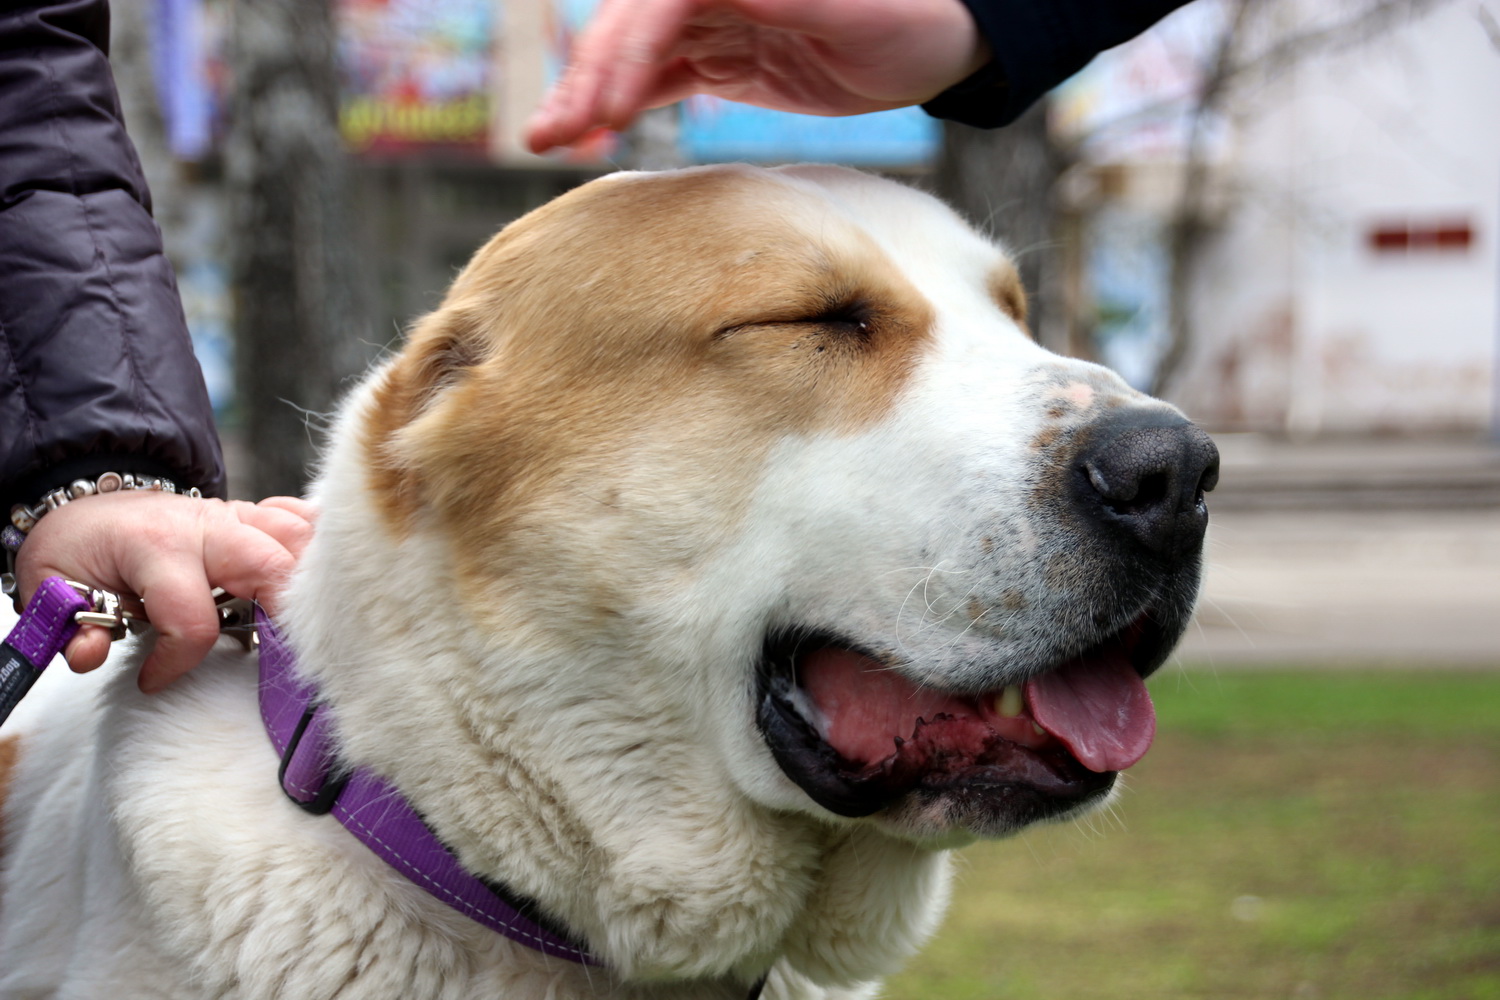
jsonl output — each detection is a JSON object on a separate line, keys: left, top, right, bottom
{"left": 275, "top": 383, "right": 953, "bottom": 991}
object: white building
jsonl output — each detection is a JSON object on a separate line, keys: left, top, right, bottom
{"left": 1058, "top": 0, "right": 1500, "bottom": 436}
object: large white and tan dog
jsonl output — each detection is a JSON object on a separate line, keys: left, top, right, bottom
{"left": 0, "top": 165, "right": 1217, "bottom": 999}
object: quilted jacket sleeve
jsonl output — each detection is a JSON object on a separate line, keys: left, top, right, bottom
{"left": 0, "top": 0, "right": 226, "bottom": 517}
{"left": 923, "top": 0, "right": 1196, "bottom": 128}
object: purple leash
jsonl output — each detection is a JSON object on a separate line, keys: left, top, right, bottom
{"left": 0, "top": 577, "right": 90, "bottom": 725}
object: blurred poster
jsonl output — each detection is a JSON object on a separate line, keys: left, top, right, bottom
{"left": 680, "top": 98, "right": 939, "bottom": 166}
{"left": 153, "top": 0, "right": 937, "bottom": 167}
{"left": 339, "top": 0, "right": 494, "bottom": 156}
{"left": 154, "top": 0, "right": 226, "bottom": 160}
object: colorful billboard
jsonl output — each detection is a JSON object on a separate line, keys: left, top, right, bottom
{"left": 339, "top": 0, "right": 494, "bottom": 156}
{"left": 155, "top": 0, "right": 938, "bottom": 168}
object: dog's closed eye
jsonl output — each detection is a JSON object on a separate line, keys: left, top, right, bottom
{"left": 716, "top": 296, "right": 874, "bottom": 341}
{"left": 803, "top": 299, "right": 872, "bottom": 337}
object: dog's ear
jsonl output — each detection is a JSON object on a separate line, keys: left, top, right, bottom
{"left": 360, "top": 305, "right": 494, "bottom": 530}
{"left": 991, "top": 259, "right": 1029, "bottom": 329}
{"left": 389, "top": 308, "right": 493, "bottom": 417}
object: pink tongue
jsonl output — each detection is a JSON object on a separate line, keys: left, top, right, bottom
{"left": 1024, "top": 653, "right": 1155, "bottom": 773}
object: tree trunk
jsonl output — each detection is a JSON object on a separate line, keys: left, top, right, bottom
{"left": 932, "top": 100, "right": 1071, "bottom": 353}
{"left": 226, "top": 0, "right": 372, "bottom": 499}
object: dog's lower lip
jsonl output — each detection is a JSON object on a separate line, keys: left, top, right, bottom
{"left": 756, "top": 684, "right": 1115, "bottom": 818}
{"left": 752, "top": 624, "right": 1152, "bottom": 821}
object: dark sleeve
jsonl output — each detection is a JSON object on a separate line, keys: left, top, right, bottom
{"left": 922, "top": 0, "right": 1196, "bottom": 128}
{"left": 0, "top": 0, "right": 226, "bottom": 516}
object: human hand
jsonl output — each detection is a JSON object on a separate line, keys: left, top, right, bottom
{"left": 526, "top": 0, "right": 989, "bottom": 153}
{"left": 15, "top": 491, "right": 316, "bottom": 692}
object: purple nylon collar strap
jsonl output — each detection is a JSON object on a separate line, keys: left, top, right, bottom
{"left": 255, "top": 609, "right": 599, "bottom": 966}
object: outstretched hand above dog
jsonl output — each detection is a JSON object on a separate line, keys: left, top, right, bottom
{"left": 525, "top": 0, "right": 990, "bottom": 152}
{"left": 15, "top": 492, "right": 315, "bottom": 692}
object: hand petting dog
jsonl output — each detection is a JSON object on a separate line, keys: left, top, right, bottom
{"left": 525, "top": 0, "right": 989, "bottom": 151}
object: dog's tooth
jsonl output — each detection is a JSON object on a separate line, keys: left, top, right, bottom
{"left": 995, "top": 685, "right": 1023, "bottom": 718}
{"left": 1032, "top": 722, "right": 1046, "bottom": 737}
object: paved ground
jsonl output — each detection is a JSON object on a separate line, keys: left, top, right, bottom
{"left": 1174, "top": 435, "right": 1500, "bottom": 667}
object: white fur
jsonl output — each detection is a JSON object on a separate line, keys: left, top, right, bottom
{"left": 0, "top": 166, "right": 1183, "bottom": 998}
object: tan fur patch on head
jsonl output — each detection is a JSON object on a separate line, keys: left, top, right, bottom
{"left": 360, "top": 167, "right": 936, "bottom": 619}
{"left": 989, "top": 259, "right": 1029, "bottom": 331}
{"left": 0, "top": 735, "right": 18, "bottom": 860}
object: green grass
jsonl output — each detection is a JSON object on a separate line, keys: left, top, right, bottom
{"left": 881, "top": 668, "right": 1500, "bottom": 1000}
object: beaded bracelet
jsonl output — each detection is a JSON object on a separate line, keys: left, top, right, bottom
{"left": 3, "top": 472, "right": 203, "bottom": 613}
{"left": 7, "top": 472, "right": 201, "bottom": 538}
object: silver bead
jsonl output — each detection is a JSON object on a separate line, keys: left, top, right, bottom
{"left": 9, "top": 504, "right": 36, "bottom": 533}
{"left": 97, "top": 471, "right": 124, "bottom": 493}
{"left": 41, "top": 488, "right": 69, "bottom": 511}
{"left": 69, "top": 478, "right": 96, "bottom": 499}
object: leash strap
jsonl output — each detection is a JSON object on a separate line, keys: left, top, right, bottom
{"left": 255, "top": 609, "right": 599, "bottom": 966}
{"left": 0, "top": 576, "right": 89, "bottom": 726}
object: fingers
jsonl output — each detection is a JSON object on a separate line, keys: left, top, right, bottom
{"left": 13, "top": 491, "right": 314, "bottom": 691}
{"left": 256, "top": 495, "right": 318, "bottom": 529}
{"left": 131, "top": 559, "right": 223, "bottom": 694}
{"left": 526, "top": 0, "right": 991, "bottom": 150}
{"left": 236, "top": 498, "right": 317, "bottom": 562}
{"left": 205, "top": 502, "right": 308, "bottom": 616}
{"left": 528, "top": 0, "right": 700, "bottom": 151}
{"left": 62, "top": 628, "right": 112, "bottom": 673}
{"left": 131, "top": 499, "right": 311, "bottom": 691}
{"left": 600, "top": 0, "right": 701, "bottom": 127}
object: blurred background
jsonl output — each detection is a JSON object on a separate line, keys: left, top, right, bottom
{"left": 114, "top": 0, "right": 1497, "bottom": 995}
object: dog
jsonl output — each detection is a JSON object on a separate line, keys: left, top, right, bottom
{"left": 0, "top": 165, "right": 1217, "bottom": 999}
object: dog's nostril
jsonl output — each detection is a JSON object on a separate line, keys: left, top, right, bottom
{"left": 1074, "top": 417, "right": 1218, "bottom": 558}
{"left": 1198, "top": 459, "right": 1221, "bottom": 499}
{"left": 1094, "top": 469, "right": 1169, "bottom": 517}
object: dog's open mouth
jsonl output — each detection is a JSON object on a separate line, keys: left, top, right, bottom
{"left": 756, "top": 618, "right": 1162, "bottom": 826}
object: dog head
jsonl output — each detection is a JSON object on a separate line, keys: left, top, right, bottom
{"left": 287, "top": 164, "right": 1216, "bottom": 978}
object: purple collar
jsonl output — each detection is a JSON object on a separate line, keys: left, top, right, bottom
{"left": 255, "top": 609, "right": 598, "bottom": 965}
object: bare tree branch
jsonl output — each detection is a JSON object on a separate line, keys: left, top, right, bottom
{"left": 1151, "top": 0, "right": 1455, "bottom": 396}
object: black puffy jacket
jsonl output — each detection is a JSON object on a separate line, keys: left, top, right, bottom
{"left": 0, "top": 0, "right": 225, "bottom": 520}
{"left": 924, "top": 0, "right": 1194, "bottom": 127}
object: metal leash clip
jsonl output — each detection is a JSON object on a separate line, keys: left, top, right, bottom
{"left": 67, "top": 581, "right": 146, "bottom": 642}
{"left": 62, "top": 582, "right": 259, "bottom": 650}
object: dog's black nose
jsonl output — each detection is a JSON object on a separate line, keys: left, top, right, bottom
{"left": 1075, "top": 413, "right": 1219, "bottom": 559}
